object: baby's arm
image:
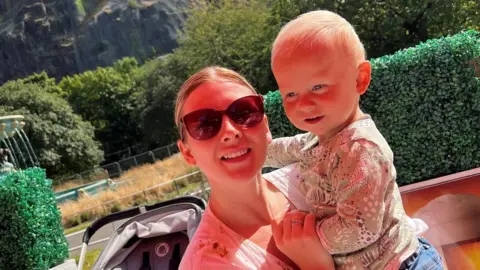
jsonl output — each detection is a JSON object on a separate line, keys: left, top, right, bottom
{"left": 264, "top": 132, "right": 313, "bottom": 168}
{"left": 315, "top": 141, "right": 390, "bottom": 254}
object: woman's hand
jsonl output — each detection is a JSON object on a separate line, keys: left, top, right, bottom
{"left": 271, "top": 210, "right": 334, "bottom": 270}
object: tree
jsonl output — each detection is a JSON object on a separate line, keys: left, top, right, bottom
{"left": 59, "top": 57, "right": 144, "bottom": 155}
{"left": 174, "top": 0, "right": 279, "bottom": 93}
{"left": 134, "top": 54, "right": 188, "bottom": 148}
{"left": 17, "top": 72, "right": 65, "bottom": 96}
{"left": 270, "top": 0, "right": 480, "bottom": 58}
{"left": 0, "top": 80, "right": 104, "bottom": 180}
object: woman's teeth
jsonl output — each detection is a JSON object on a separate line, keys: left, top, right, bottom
{"left": 222, "top": 149, "right": 249, "bottom": 160}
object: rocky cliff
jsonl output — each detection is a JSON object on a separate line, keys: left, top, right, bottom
{"left": 0, "top": 0, "right": 192, "bottom": 83}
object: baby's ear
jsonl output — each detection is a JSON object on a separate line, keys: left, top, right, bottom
{"left": 356, "top": 61, "right": 371, "bottom": 95}
{"left": 177, "top": 139, "right": 197, "bottom": 165}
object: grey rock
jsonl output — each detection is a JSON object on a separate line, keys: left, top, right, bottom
{"left": 0, "top": 0, "right": 192, "bottom": 84}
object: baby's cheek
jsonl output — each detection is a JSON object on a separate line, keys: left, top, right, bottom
{"left": 316, "top": 91, "right": 336, "bottom": 102}
{"left": 283, "top": 102, "right": 297, "bottom": 117}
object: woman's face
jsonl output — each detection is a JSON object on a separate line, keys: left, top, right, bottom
{"left": 178, "top": 81, "right": 272, "bottom": 184}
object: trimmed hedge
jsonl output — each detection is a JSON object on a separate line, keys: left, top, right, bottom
{"left": 264, "top": 30, "right": 480, "bottom": 186}
{"left": 0, "top": 168, "right": 69, "bottom": 269}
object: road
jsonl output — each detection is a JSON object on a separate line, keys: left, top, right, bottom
{"left": 66, "top": 218, "right": 129, "bottom": 257}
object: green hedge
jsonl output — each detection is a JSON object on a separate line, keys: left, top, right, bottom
{"left": 0, "top": 168, "right": 69, "bottom": 269}
{"left": 263, "top": 30, "right": 480, "bottom": 186}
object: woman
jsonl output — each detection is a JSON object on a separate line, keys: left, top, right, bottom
{"left": 175, "top": 66, "right": 334, "bottom": 269}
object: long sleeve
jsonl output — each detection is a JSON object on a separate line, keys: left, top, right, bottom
{"left": 315, "top": 140, "right": 391, "bottom": 255}
{"left": 264, "top": 132, "right": 314, "bottom": 168}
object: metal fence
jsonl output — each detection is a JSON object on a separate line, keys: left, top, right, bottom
{"left": 61, "top": 170, "right": 210, "bottom": 229}
{"left": 55, "top": 143, "right": 179, "bottom": 185}
{"left": 65, "top": 172, "right": 211, "bottom": 254}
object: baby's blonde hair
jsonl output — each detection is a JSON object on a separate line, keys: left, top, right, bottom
{"left": 174, "top": 66, "right": 258, "bottom": 139}
{"left": 271, "top": 10, "right": 366, "bottom": 66}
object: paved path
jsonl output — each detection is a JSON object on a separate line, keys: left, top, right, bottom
{"left": 66, "top": 218, "right": 129, "bottom": 257}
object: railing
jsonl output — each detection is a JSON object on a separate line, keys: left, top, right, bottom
{"left": 66, "top": 180, "right": 211, "bottom": 255}
{"left": 55, "top": 143, "right": 179, "bottom": 186}
{"left": 61, "top": 170, "right": 210, "bottom": 229}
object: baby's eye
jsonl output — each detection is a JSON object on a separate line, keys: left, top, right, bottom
{"left": 285, "top": 92, "right": 297, "bottom": 98}
{"left": 312, "top": 84, "right": 328, "bottom": 94}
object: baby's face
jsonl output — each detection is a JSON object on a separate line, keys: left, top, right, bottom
{"left": 272, "top": 44, "right": 363, "bottom": 140}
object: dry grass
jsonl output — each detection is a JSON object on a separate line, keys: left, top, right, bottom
{"left": 54, "top": 180, "right": 85, "bottom": 192}
{"left": 59, "top": 153, "right": 202, "bottom": 228}
{"left": 53, "top": 170, "right": 109, "bottom": 192}
{"left": 115, "top": 153, "right": 194, "bottom": 182}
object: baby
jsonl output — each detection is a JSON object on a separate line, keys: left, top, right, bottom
{"left": 264, "top": 10, "right": 443, "bottom": 270}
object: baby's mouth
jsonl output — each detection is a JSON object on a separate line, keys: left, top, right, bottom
{"left": 304, "top": 116, "right": 324, "bottom": 124}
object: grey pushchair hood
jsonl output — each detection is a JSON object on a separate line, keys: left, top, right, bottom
{"left": 78, "top": 196, "right": 206, "bottom": 270}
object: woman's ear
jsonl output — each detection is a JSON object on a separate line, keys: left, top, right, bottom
{"left": 263, "top": 115, "right": 273, "bottom": 144}
{"left": 356, "top": 61, "right": 371, "bottom": 95}
{"left": 177, "top": 139, "right": 197, "bottom": 165}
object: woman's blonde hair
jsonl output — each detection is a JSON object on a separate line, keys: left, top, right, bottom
{"left": 174, "top": 66, "right": 258, "bottom": 139}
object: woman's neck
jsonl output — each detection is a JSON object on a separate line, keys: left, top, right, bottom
{"left": 208, "top": 174, "right": 284, "bottom": 238}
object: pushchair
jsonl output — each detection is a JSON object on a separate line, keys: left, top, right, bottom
{"left": 78, "top": 196, "right": 207, "bottom": 270}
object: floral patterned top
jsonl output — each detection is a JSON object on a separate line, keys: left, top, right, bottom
{"left": 264, "top": 115, "right": 420, "bottom": 270}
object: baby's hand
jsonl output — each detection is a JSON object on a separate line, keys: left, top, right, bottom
{"left": 310, "top": 205, "right": 337, "bottom": 221}
{"left": 271, "top": 210, "right": 334, "bottom": 270}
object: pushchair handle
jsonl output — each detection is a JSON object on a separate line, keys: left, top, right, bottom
{"left": 82, "top": 196, "right": 207, "bottom": 244}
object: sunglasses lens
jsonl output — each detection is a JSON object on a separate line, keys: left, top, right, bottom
{"left": 183, "top": 109, "right": 222, "bottom": 140}
{"left": 182, "top": 95, "right": 264, "bottom": 141}
{"left": 228, "top": 96, "right": 264, "bottom": 127}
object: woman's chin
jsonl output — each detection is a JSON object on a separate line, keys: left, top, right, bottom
{"left": 220, "top": 159, "right": 261, "bottom": 182}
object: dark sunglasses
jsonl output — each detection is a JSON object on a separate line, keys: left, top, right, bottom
{"left": 181, "top": 95, "right": 265, "bottom": 141}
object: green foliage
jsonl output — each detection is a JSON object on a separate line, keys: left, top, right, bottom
{"left": 135, "top": 54, "right": 188, "bottom": 147}
{"left": 264, "top": 30, "right": 480, "bottom": 185}
{"left": 175, "top": 0, "right": 279, "bottom": 93}
{"left": 75, "top": 0, "right": 86, "bottom": 16}
{"left": 0, "top": 80, "right": 103, "bottom": 179}
{"left": 263, "top": 90, "right": 301, "bottom": 138}
{"left": 270, "top": 0, "right": 480, "bottom": 58}
{"left": 0, "top": 168, "right": 69, "bottom": 269}
{"left": 18, "top": 72, "right": 64, "bottom": 96}
{"left": 60, "top": 57, "right": 143, "bottom": 154}
{"left": 365, "top": 30, "right": 480, "bottom": 184}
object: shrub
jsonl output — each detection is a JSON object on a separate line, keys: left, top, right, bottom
{"left": 0, "top": 168, "right": 69, "bottom": 269}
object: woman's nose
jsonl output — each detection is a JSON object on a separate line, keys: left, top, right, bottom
{"left": 220, "top": 116, "right": 242, "bottom": 143}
